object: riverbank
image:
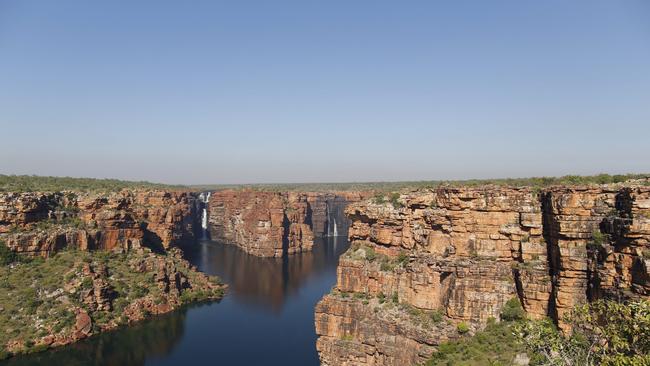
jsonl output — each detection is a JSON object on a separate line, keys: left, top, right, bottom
{"left": 0, "top": 246, "right": 224, "bottom": 360}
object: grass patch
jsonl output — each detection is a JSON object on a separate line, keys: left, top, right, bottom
{"left": 426, "top": 319, "right": 525, "bottom": 366}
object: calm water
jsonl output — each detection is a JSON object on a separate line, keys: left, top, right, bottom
{"left": 2, "top": 237, "right": 349, "bottom": 366}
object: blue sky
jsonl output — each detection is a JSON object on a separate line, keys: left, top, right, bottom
{"left": 1, "top": 0, "right": 649, "bottom": 184}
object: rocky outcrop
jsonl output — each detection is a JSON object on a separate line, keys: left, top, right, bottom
{"left": 315, "top": 184, "right": 650, "bottom": 365}
{"left": 208, "top": 190, "right": 370, "bottom": 257}
{"left": 0, "top": 190, "right": 199, "bottom": 256}
{"left": 0, "top": 247, "right": 224, "bottom": 357}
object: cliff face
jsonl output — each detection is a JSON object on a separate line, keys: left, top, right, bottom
{"left": 0, "top": 190, "right": 199, "bottom": 256}
{"left": 208, "top": 190, "right": 370, "bottom": 257}
{"left": 315, "top": 184, "right": 650, "bottom": 366}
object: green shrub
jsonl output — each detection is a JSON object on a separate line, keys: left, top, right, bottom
{"left": 378, "top": 292, "right": 386, "bottom": 304}
{"left": 389, "top": 193, "right": 403, "bottom": 208}
{"left": 426, "top": 320, "right": 525, "bottom": 366}
{"left": 457, "top": 322, "right": 470, "bottom": 334}
{"left": 0, "top": 241, "right": 16, "bottom": 265}
{"left": 353, "top": 292, "right": 367, "bottom": 300}
{"left": 517, "top": 299, "right": 650, "bottom": 366}
{"left": 397, "top": 252, "right": 409, "bottom": 265}
{"left": 592, "top": 230, "right": 606, "bottom": 246}
{"left": 501, "top": 297, "right": 526, "bottom": 321}
{"left": 365, "top": 247, "right": 377, "bottom": 262}
{"left": 372, "top": 194, "right": 387, "bottom": 204}
{"left": 391, "top": 292, "right": 399, "bottom": 304}
{"left": 430, "top": 310, "right": 443, "bottom": 323}
{"left": 380, "top": 260, "right": 395, "bottom": 271}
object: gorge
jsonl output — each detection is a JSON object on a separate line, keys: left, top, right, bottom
{"left": 0, "top": 176, "right": 648, "bottom": 365}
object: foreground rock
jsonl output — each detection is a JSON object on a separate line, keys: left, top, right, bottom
{"left": 0, "top": 247, "right": 224, "bottom": 359}
{"left": 315, "top": 183, "right": 650, "bottom": 365}
{"left": 208, "top": 190, "right": 369, "bottom": 257}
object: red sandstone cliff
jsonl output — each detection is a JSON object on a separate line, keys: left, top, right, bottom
{"left": 208, "top": 190, "right": 370, "bottom": 257}
{"left": 0, "top": 190, "right": 199, "bottom": 256}
{"left": 315, "top": 184, "right": 650, "bottom": 365}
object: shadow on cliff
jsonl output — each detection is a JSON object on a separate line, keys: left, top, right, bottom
{"left": 141, "top": 223, "right": 167, "bottom": 254}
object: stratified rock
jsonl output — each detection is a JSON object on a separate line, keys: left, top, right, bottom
{"left": 208, "top": 190, "right": 370, "bottom": 257}
{"left": 0, "top": 190, "right": 199, "bottom": 256}
{"left": 316, "top": 183, "right": 650, "bottom": 365}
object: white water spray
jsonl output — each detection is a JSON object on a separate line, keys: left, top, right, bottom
{"left": 201, "top": 208, "right": 208, "bottom": 239}
{"left": 200, "top": 191, "right": 210, "bottom": 240}
{"left": 327, "top": 203, "right": 339, "bottom": 237}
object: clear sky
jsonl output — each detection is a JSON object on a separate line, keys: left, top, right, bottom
{"left": 1, "top": 1, "right": 649, "bottom": 184}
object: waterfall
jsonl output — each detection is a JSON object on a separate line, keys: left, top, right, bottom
{"left": 199, "top": 191, "right": 211, "bottom": 240}
{"left": 326, "top": 202, "right": 339, "bottom": 237}
{"left": 201, "top": 208, "right": 208, "bottom": 239}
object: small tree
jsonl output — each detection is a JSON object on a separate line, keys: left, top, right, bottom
{"left": 501, "top": 297, "right": 526, "bottom": 321}
{"left": 0, "top": 240, "right": 16, "bottom": 265}
{"left": 516, "top": 300, "right": 650, "bottom": 366}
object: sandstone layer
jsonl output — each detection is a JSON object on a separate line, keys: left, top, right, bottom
{"left": 208, "top": 190, "right": 369, "bottom": 257}
{"left": 315, "top": 184, "right": 650, "bottom": 366}
{"left": 0, "top": 190, "right": 200, "bottom": 256}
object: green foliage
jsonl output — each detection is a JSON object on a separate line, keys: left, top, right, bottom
{"left": 377, "top": 292, "right": 386, "bottom": 304}
{"left": 501, "top": 297, "right": 526, "bottom": 322}
{"left": 372, "top": 194, "right": 387, "bottom": 204}
{"left": 516, "top": 300, "right": 650, "bottom": 366}
{"left": 0, "top": 240, "right": 17, "bottom": 265}
{"left": 457, "top": 322, "right": 470, "bottom": 334}
{"left": 191, "top": 173, "right": 650, "bottom": 193}
{"left": 389, "top": 192, "right": 403, "bottom": 208}
{"left": 426, "top": 319, "right": 526, "bottom": 366}
{"left": 340, "top": 334, "right": 354, "bottom": 341}
{"left": 380, "top": 260, "right": 395, "bottom": 271}
{"left": 365, "top": 247, "right": 377, "bottom": 262}
{"left": 0, "top": 249, "right": 223, "bottom": 358}
{"left": 592, "top": 230, "right": 606, "bottom": 246}
{"left": 391, "top": 292, "right": 399, "bottom": 304}
{"left": 0, "top": 174, "right": 185, "bottom": 193}
{"left": 353, "top": 292, "right": 369, "bottom": 301}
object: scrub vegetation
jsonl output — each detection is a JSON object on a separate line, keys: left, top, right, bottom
{"left": 425, "top": 297, "right": 650, "bottom": 366}
{"left": 194, "top": 173, "right": 650, "bottom": 193}
{"left": 0, "top": 175, "right": 186, "bottom": 193}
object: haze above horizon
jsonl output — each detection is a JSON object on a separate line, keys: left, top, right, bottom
{"left": 1, "top": 1, "right": 649, "bottom": 185}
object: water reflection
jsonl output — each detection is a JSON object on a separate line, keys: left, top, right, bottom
{"left": 182, "top": 237, "right": 348, "bottom": 312}
{"left": 1, "top": 306, "right": 190, "bottom": 366}
{"left": 1, "top": 237, "right": 349, "bottom": 366}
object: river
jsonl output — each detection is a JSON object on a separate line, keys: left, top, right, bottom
{"left": 1, "top": 237, "right": 349, "bottom": 366}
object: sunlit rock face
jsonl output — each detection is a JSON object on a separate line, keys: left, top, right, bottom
{"left": 208, "top": 190, "right": 371, "bottom": 257}
{"left": 315, "top": 184, "right": 650, "bottom": 366}
{"left": 0, "top": 190, "right": 199, "bottom": 256}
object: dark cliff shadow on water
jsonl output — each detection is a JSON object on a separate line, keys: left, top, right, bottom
{"left": 0, "top": 306, "right": 194, "bottom": 366}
